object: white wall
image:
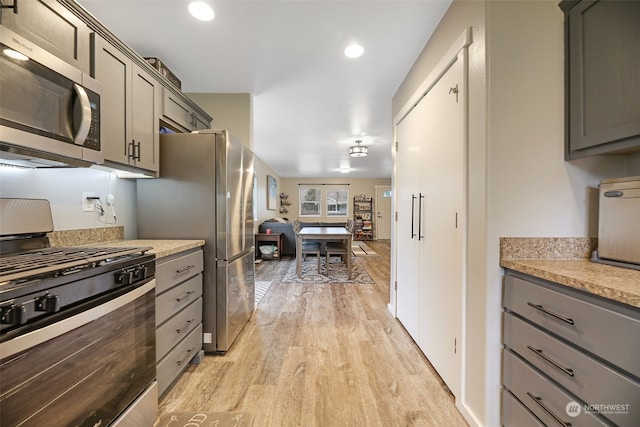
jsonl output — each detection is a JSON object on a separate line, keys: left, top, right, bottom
{"left": 393, "top": 1, "right": 632, "bottom": 425}
{"left": 0, "top": 167, "right": 137, "bottom": 238}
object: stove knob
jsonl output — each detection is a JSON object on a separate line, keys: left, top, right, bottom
{"left": 117, "top": 269, "right": 135, "bottom": 285}
{"left": 35, "top": 294, "right": 60, "bottom": 313}
{"left": 0, "top": 304, "right": 26, "bottom": 325}
{"left": 135, "top": 265, "right": 148, "bottom": 280}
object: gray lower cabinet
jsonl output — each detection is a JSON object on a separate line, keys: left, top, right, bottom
{"left": 502, "top": 270, "right": 640, "bottom": 427}
{"left": 162, "top": 88, "right": 211, "bottom": 132}
{"left": 155, "top": 247, "right": 204, "bottom": 396}
{"left": 0, "top": 0, "right": 91, "bottom": 73}
{"left": 560, "top": 0, "right": 640, "bottom": 159}
{"left": 92, "top": 33, "right": 160, "bottom": 176}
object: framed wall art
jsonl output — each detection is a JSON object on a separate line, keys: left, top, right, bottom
{"left": 267, "top": 175, "right": 277, "bottom": 210}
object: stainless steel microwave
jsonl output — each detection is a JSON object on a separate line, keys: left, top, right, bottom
{"left": 0, "top": 26, "right": 102, "bottom": 167}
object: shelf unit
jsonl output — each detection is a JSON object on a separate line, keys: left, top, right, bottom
{"left": 353, "top": 197, "right": 374, "bottom": 240}
{"left": 279, "top": 193, "right": 291, "bottom": 215}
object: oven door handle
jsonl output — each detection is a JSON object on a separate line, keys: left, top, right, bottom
{"left": 0, "top": 279, "right": 155, "bottom": 359}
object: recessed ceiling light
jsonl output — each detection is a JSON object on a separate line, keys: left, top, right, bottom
{"left": 188, "top": 2, "right": 214, "bottom": 21}
{"left": 339, "top": 166, "right": 351, "bottom": 174}
{"left": 3, "top": 48, "right": 29, "bottom": 61}
{"left": 344, "top": 43, "right": 364, "bottom": 59}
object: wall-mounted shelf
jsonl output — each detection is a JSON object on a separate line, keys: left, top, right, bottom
{"left": 279, "top": 193, "right": 291, "bottom": 214}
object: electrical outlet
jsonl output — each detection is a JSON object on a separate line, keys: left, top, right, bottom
{"left": 82, "top": 192, "right": 95, "bottom": 212}
{"left": 106, "top": 194, "right": 115, "bottom": 205}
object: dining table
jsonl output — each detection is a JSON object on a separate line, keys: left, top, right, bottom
{"left": 296, "top": 226, "right": 352, "bottom": 279}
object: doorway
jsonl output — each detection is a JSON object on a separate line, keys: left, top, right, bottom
{"left": 375, "top": 185, "right": 392, "bottom": 239}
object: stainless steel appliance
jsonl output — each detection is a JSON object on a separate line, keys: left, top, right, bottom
{"left": 0, "top": 198, "right": 157, "bottom": 426}
{"left": 593, "top": 176, "right": 640, "bottom": 269}
{"left": 0, "top": 26, "right": 102, "bottom": 167}
{"left": 137, "top": 130, "right": 255, "bottom": 353}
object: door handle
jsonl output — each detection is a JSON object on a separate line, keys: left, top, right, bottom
{"left": 418, "top": 193, "right": 424, "bottom": 241}
{"left": 411, "top": 194, "right": 416, "bottom": 239}
{"left": 1, "top": 0, "right": 19, "bottom": 14}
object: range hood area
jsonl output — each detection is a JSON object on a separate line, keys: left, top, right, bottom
{"left": 0, "top": 144, "right": 86, "bottom": 169}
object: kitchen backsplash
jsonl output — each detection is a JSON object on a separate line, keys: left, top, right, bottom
{"left": 500, "top": 237, "right": 598, "bottom": 260}
{"left": 48, "top": 226, "right": 124, "bottom": 247}
{"left": 0, "top": 167, "right": 137, "bottom": 239}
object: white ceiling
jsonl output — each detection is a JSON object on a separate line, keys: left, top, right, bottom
{"left": 78, "top": 0, "right": 451, "bottom": 178}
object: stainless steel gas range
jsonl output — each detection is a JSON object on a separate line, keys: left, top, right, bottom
{"left": 0, "top": 198, "right": 158, "bottom": 427}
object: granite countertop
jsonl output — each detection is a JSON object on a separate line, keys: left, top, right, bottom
{"left": 89, "top": 239, "right": 205, "bottom": 259}
{"left": 501, "top": 238, "right": 640, "bottom": 309}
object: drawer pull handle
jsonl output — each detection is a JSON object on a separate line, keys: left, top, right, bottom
{"left": 527, "top": 302, "right": 574, "bottom": 325}
{"left": 176, "top": 318, "right": 195, "bottom": 335}
{"left": 176, "top": 264, "right": 196, "bottom": 274}
{"left": 176, "top": 347, "right": 196, "bottom": 366}
{"left": 176, "top": 291, "right": 194, "bottom": 303}
{"left": 527, "top": 392, "right": 572, "bottom": 427}
{"left": 527, "top": 345, "right": 574, "bottom": 377}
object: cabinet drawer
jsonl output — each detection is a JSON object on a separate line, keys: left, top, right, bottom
{"left": 157, "top": 323, "right": 202, "bottom": 396}
{"left": 156, "top": 274, "right": 202, "bottom": 326}
{"left": 504, "top": 312, "right": 640, "bottom": 426}
{"left": 156, "top": 249, "right": 203, "bottom": 294}
{"left": 504, "top": 272, "right": 640, "bottom": 377}
{"left": 503, "top": 350, "right": 612, "bottom": 427}
{"left": 156, "top": 297, "right": 202, "bottom": 362}
{"left": 502, "top": 389, "right": 544, "bottom": 427}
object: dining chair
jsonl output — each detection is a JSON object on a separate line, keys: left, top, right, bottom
{"left": 325, "top": 221, "right": 352, "bottom": 273}
{"left": 293, "top": 220, "right": 321, "bottom": 274}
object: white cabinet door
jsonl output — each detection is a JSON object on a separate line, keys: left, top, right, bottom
{"left": 395, "top": 99, "right": 424, "bottom": 341}
{"left": 395, "top": 52, "right": 465, "bottom": 399}
{"left": 416, "top": 55, "right": 464, "bottom": 399}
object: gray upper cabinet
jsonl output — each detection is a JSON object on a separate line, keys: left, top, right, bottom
{"left": 162, "top": 88, "right": 212, "bottom": 133}
{"left": 561, "top": 0, "right": 640, "bottom": 159}
{"left": 92, "top": 34, "right": 160, "bottom": 175}
{"left": 0, "top": 0, "right": 91, "bottom": 73}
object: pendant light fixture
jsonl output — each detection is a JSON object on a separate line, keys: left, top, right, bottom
{"left": 349, "top": 140, "right": 368, "bottom": 157}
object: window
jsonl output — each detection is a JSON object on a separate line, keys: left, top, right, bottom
{"left": 326, "top": 187, "right": 349, "bottom": 217}
{"left": 299, "top": 186, "right": 322, "bottom": 217}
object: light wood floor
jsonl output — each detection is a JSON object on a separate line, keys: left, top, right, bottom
{"left": 158, "top": 240, "right": 468, "bottom": 426}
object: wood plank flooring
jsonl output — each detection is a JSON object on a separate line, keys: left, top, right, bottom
{"left": 158, "top": 240, "right": 468, "bottom": 426}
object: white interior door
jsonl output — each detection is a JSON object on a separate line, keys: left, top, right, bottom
{"left": 417, "top": 54, "right": 464, "bottom": 398}
{"left": 395, "top": 111, "right": 424, "bottom": 340}
{"left": 395, "top": 52, "right": 465, "bottom": 399}
{"left": 375, "top": 186, "right": 392, "bottom": 239}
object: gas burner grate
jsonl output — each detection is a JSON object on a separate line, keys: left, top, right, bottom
{"left": 0, "top": 247, "right": 151, "bottom": 283}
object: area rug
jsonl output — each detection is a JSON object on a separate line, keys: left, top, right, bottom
{"left": 351, "top": 241, "right": 378, "bottom": 256}
{"left": 255, "top": 280, "right": 273, "bottom": 306}
{"left": 155, "top": 411, "right": 254, "bottom": 427}
{"left": 282, "top": 256, "right": 374, "bottom": 284}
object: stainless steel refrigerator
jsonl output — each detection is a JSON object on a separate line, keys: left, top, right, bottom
{"left": 137, "top": 129, "right": 255, "bottom": 353}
